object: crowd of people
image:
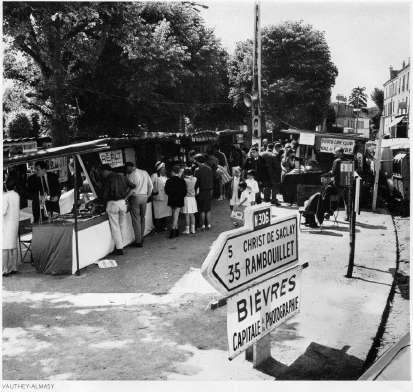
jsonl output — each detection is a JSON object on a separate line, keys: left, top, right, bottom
{"left": 3, "top": 137, "right": 320, "bottom": 275}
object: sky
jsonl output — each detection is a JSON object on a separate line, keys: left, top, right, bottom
{"left": 200, "top": 0, "right": 410, "bottom": 106}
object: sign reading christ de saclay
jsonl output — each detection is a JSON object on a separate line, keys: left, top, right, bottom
{"left": 201, "top": 204, "right": 298, "bottom": 296}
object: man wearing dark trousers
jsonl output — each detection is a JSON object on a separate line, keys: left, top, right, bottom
{"left": 29, "top": 161, "right": 61, "bottom": 223}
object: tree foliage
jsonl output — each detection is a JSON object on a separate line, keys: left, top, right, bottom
{"left": 371, "top": 87, "right": 384, "bottom": 113}
{"left": 7, "top": 111, "right": 33, "bottom": 138}
{"left": 228, "top": 21, "right": 338, "bottom": 130}
{"left": 348, "top": 86, "right": 367, "bottom": 109}
{"left": 4, "top": 2, "right": 235, "bottom": 144}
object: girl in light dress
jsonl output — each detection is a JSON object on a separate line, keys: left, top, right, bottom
{"left": 182, "top": 167, "right": 198, "bottom": 234}
{"left": 229, "top": 166, "right": 241, "bottom": 210}
{"left": 150, "top": 161, "right": 171, "bottom": 232}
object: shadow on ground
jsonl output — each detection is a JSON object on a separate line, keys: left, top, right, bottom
{"left": 257, "top": 342, "right": 364, "bottom": 380}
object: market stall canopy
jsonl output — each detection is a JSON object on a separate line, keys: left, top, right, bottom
{"left": 216, "top": 129, "right": 247, "bottom": 136}
{"left": 3, "top": 139, "right": 112, "bottom": 168}
{"left": 381, "top": 138, "right": 410, "bottom": 150}
{"left": 281, "top": 128, "right": 367, "bottom": 141}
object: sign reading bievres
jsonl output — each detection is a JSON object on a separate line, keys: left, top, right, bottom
{"left": 227, "top": 265, "right": 301, "bottom": 358}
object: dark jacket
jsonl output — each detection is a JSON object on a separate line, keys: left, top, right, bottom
{"left": 261, "top": 151, "right": 281, "bottom": 184}
{"left": 102, "top": 172, "right": 134, "bottom": 203}
{"left": 29, "top": 172, "right": 61, "bottom": 199}
{"left": 165, "top": 175, "right": 187, "bottom": 208}
{"left": 194, "top": 164, "right": 213, "bottom": 191}
{"left": 243, "top": 156, "right": 268, "bottom": 183}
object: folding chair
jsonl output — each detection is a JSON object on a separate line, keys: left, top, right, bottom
{"left": 18, "top": 221, "right": 33, "bottom": 264}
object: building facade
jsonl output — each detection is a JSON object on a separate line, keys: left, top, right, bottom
{"left": 383, "top": 59, "right": 409, "bottom": 137}
{"left": 332, "top": 101, "right": 370, "bottom": 138}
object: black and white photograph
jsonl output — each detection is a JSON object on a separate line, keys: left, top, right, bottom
{"left": 2, "top": 0, "right": 411, "bottom": 387}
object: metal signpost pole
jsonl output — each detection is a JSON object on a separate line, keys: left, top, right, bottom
{"left": 346, "top": 176, "right": 356, "bottom": 278}
{"left": 251, "top": 0, "right": 261, "bottom": 143}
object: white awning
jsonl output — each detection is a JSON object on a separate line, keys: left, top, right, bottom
{"left": 381, "top": 138, "right": 410, "bottom": 150}
{"left": 394, "top": 153, "right": 407, "bottom": 162}
{"left": 389, "top": 116, "right": 405, "bottom": 128}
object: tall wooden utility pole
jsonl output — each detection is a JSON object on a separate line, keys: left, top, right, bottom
{"left": 372, "top": 117, "right": 384, "bottom": 210}
{"left": 251, "top": 1, "right": 262, "bottom": 142}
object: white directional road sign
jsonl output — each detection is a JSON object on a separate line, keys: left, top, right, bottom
{"left": 227, "top": 265, "right": 302, "bottom": 359}
{"left": 201, "top": 207, "right": 298, "bottom": 296}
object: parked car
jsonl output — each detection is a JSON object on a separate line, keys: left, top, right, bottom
{"left": 359, "top": 332, "right": 410, "bottom": 380}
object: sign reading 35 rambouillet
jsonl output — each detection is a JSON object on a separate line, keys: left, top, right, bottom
{"left": 201, "top": 205, "right": 298, "bottom": 296}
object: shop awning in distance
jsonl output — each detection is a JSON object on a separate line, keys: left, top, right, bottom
{"left": 281, "top": 128, "right": 367, "bottom": 142}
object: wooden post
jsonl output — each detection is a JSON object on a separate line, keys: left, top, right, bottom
{"left": 245, "top": 334, "right": 272, "bottom": 368}
{"left": 73, "top": 155, "right": 80, "bottom": 276}
{"left": 372, "top": 117, "right": 384, "bottom": 210}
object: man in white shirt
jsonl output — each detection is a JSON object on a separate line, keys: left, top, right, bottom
{"left": 125, "top": 162, "right": 153, "bottom": 247}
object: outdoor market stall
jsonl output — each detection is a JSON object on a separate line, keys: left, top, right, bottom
{"left": 280, "top": 129, "right": 368, "bottom": 204}
{"left": 4, "top": 138, "right": 155, "bottom": 275}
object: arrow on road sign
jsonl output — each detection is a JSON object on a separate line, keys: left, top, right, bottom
{"left": 201, "top": 211, "right": 298, "bottom": 296}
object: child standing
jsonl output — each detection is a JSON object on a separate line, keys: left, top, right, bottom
{"left": 229, "top": 166, "right": 241, "bottom": 210}
{"left": 245, "top": 169, "right": 259, "bottom": 205}
{"left": 231, "top": 181, "right": 253, "bottom": 226}
{"left": 182, "top": 167, "right": 198, "bottom": 234}
{"left": 165, "top": 165, "right": 187, "bottom": 239}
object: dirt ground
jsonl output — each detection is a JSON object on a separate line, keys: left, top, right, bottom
{"left": 2, "top": 200, "right": 405, "bottom": 380}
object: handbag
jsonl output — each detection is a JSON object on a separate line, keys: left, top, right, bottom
{"left": 230, "top": 204, "right": 246, "bottom": 224}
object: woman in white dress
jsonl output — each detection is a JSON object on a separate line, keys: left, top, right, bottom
{"left": 150, "top": 161, "right": 171, "bottom": 232}
{"left": 3, "top": 177, "right": 21, "bottom": 276}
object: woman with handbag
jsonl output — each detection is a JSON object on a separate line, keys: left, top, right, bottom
{"left": 150, "top": 161, "right": 171, "bottom": 232}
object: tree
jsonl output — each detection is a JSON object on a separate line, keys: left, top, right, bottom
{"left": 371, "top": 87, "right": 384, "bottom": 113}
{"left": 348, "top": 86, "right": 367, "bottom": 109}
{"left": 7, "top": 111, "right": 33, "bottom": 138}
{"left": 3, "top": 2, "right": 129, "bottom": 145}
{"left": 4, "top": 2, "right": 235, "bottom": 142}
{"left": 228, "top": 21, "right": 338, "bottom": 130}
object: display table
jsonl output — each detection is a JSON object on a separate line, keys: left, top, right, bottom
{"left": 281, "top": 171, "right": 322, "bottom": 204}
{"left": 32, "top": 202, "right": 154, "bottom": 274}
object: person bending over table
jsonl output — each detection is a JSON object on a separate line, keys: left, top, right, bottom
{"left": 101, "top": 164, "right": 136, "bottom": 255}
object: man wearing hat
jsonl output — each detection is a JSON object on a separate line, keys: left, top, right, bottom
{"left": 325, "top": 147, "right": 349, "bottom": 221}
{"left": 101, "top": 164, "right": 136, "bottom": 255}
{"left": 194, "top": 154, "right": 214, "bottom": 230}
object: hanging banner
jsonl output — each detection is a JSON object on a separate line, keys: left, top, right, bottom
{"left": 48, "top": 157, "right": 68, "bottom": 183}
{"left": 99, "top": 149, "right": 124, "bottom": 168}
{"left": 320, "top": 138, "right": 355, "bottom": 155}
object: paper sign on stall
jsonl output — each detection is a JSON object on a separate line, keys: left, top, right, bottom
{"left": 99, "top": 150, "right": 124, "bottom": 168}
{"left": 320, "top": 137, "right": 355, "bottom": 155}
